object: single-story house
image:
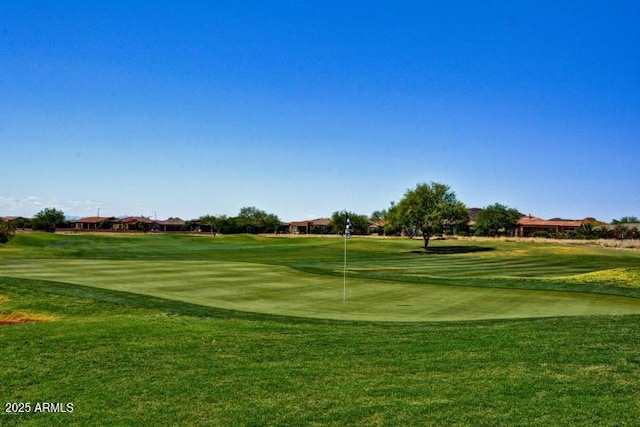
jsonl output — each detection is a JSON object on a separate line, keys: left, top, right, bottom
{"left": 109, "top": 216, "right": 154, "bottom": 231}
{"left": 72, "top": 216, "right": 187, "bottom": 232}
{"left": 515, "top": 215, "right": 583, "bottom": 237}
{"left": 288, "top": 218, "right": 331, "bottom": 234}
{"left": 188, "top": 219, "right": 212, "bottom": 233}
{"left": 368, "top": 220, "right": 385, "bottom": 235}
{"left": 152, "top": 219, "right": 186, "bottom": 232}
{"left": 71, "top": 216, "right": 111, "bottom": 230}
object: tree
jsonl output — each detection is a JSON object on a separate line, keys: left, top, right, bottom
{"left": 613, "top": 223, "right": 629, "bottom": 240}
{"left": 390, "top": 182, "right": 468, "bottom": 249}
{"left": 369, "top": 209, "right": 387, "bottom": 235}
{"left": 236, "top": 207, "right": 281, "bottom": 234}
{"left": 370, "top": 209, "right": 387, "bottom": 222}
{"left": 329, "top": 211, "right": 369, "bottom": 235}
{"left": 597, "top": 224, "right": 612, "bottom": 239}
{"left": 199, "top": 214, "right": 222, "bottom": 235}
{"left": 31, "top": 208, "right": 66, "bottom": 232}
{"left": 575, "top": 222, "right": 598, "bottom": 239}
{"left": 612, "top": 216, "right": 639, "bottom": 224}
{"left": 383, "top": 202, "right": 403, "bottom": 236}
{"left": 0, "top": 220, "right": 15, "bottom": 244}
{"left": 98, "top": 218, "right": 114, "bottom": 230}
{"left": 473, "top": 203, "right": 521, "bottom": 237}
{"left": 10, "top": 217, "right": 31, "bottom": 229}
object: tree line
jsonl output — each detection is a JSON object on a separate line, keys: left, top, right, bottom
{"left": 2, "top": 182, "right": 638, "bottom": 247}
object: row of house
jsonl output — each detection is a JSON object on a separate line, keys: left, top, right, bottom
{"left": 2, "top": 215, "right": 330, "bottom": 234}
{"left": 70, "top": 216, "right": 197, "bottom": 232}
{"left": 471, "top": 215, "right": 640, "bottom": 237}
{"left": 70, "top": 216, "right": 337, "bottom": 234}
{"left": 67, "top": 214, "right": 587, "bottom": 237}
{"left": 67, "top": 216, "right": 333, "bottom": 234}
{"left": 3, "top": 214, "right": 634, "bottom": 238}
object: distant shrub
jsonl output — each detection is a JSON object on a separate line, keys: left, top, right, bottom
{"left": 0, "top": 221, "right": 15, "bottom": 244}
{"left": 32, "top": 208, "right": 67, "bottom": 232}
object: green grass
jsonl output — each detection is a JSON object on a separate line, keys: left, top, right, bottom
{"left": 1, "top": 278, "right": 640, "bottom": 426}
{"left": 1, "top": 233, "right": 640, "bottom": 425}
{"left": 1, "top": 233, "right": 640, "bottom": 321}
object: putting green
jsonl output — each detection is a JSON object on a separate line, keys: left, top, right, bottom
{"left": 2, "top": 259, "right": 640, "bottom": 321}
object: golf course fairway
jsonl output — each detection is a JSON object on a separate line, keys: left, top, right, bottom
{"left": 1, "top": 233, "right": 640, "bottom": 321}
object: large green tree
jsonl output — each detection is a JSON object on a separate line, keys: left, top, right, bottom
{"left": 31, "top": 208, "right": 66, "bottom": 232}
{"left": 473, "top": 203, "right": 521, "bottom": 237}
{"left": 383, "top": 202, "right": 403, "bottom": 236}
{"left": 369, "top": 209, "right": 387, "bottom": 222}
{"left": 391, "top": 182, "right": 468, "bottom": 249}
{"left": 199, "top": 214, "right": 224, "bottom": 235}
{"left": 236, "top": 207, "right": 281, "bottom": 234}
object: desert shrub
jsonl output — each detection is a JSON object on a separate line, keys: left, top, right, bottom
{"left": 32, "top": 208, "right": 67, "bottom": 232}
{"left": 0, "top": 221, "right": 15, "bottom": 244}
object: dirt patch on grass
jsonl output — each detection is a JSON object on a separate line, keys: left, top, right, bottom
{"left": 0, "top": 311, "right": 55, "bottom": 326}
{"left": 0, "top": 294, "right": 55, "bottom": 326}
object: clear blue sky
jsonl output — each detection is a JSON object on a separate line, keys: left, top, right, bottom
{"left": 2, "top": 1, "right": 638, "bottom": 222}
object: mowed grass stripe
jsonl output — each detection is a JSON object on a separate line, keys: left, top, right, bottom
{"left": 2, "top": 259, "right": 640, "bottom": 321}
{"left": 347, "top": 255, "right": 610, "bottom": 279}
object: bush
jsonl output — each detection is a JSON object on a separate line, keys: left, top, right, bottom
{"left": 11, "top": 217, "right": 31, "bottom": 229}
{"left": 31, "top": 208, "right": 67, "bottom": 232}
{"left": 0, "top": 221, "right": 15, "bottom": 244}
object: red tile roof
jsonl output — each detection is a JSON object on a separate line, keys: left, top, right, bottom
{"left": 310, "top": 218, "right": 330, "bottom": 226}
{"left": 120, "top": 216, "right": 153, "bottom": 224}
{"left": 289, "top": 218, "right": 330, "bottom": 226}
{"left": 518, "top": 216, "right": 582, "bottom": 227}
{"left": 75, "top": 216, "right": 110, "bottom": 224}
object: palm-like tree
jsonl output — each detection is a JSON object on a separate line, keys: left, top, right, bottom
{"left": 576, "top": 222, "right": 597, "bottom": 239}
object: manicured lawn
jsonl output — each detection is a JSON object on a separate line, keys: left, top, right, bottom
{"left": 1, "top": 278, "right": 640, "bottom": 426}
{"left": 1, "top": 233, "right": 639, "bottom": 425}
{"left": 1, "top": 233, "right": 640, "bottom": 321}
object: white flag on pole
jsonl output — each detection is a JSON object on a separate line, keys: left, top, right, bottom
{"left": 343, "top": 216, "right": 352, "bottom": 304}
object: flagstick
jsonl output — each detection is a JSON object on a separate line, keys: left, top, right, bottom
{"left": 343, "top": 216, "right": 352, "bottom": 304}
{"left": 343, "top": 230, "right": 347, "bottom": 304}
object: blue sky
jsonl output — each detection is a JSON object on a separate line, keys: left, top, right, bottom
{"left": 2, "top": 1, "right": 638, "bottom": 222}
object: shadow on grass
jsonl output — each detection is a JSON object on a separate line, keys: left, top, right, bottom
{"left": 411, "top": 246, "right": 496, "bottom": 255}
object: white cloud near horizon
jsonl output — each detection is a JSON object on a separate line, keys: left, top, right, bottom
{"left": 0, "top": 196, "right": 104, "bottom": 218}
